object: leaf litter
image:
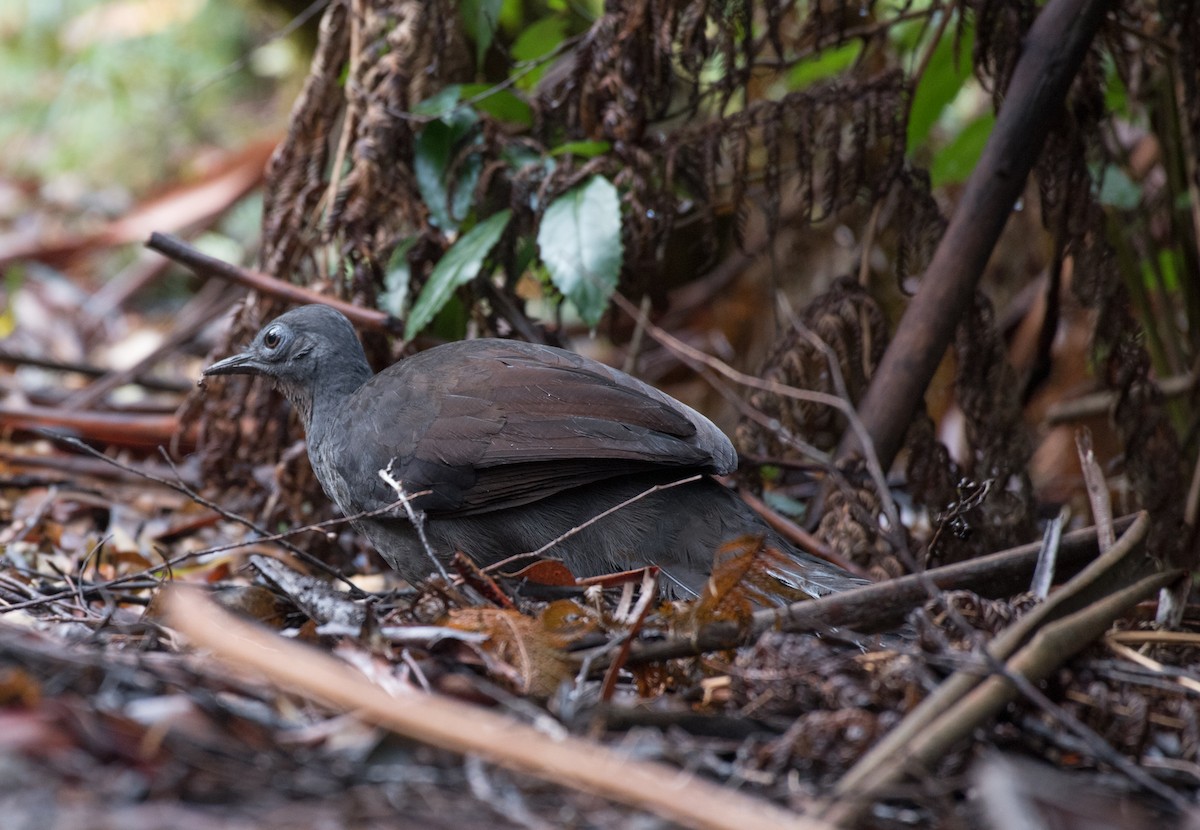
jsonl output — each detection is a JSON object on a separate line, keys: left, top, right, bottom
{"left": 4, "top": 0, "right": 1200, "bottom": 826}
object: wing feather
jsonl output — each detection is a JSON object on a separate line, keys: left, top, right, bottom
{"left": 326, "top": 339, "right": 736, "bottom": 516}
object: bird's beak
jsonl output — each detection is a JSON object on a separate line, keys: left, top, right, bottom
{"left": 202, "top": 350, "right": 262, "bottom": 377}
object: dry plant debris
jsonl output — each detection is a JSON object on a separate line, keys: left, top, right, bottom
{"left": 3, "top": 0, "right": 1200, "bottom": 826}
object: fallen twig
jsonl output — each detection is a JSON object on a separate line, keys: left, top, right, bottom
{"left": 618, "top": 515, "right": 1138, "bottom": 666}
{"left": 825, "top": 567, "right": 1185, "bottom": 823}
{"left": 165, "top": 587, "right": 827, "bottom": 830}
{"left": 0, "top": 348, "right": 189, "bottom": 394}
{"left": 1045, "top": 373, "right": 1195, "bottom": 424}
{"left": 60, "top": 280, "right": 232, "bottom": 411}
{"left": 0, "top": 405, "right": 185, "bottom": 449}
{"left": 1075, "top": 428, "right": 1115, "bottom": 552}
{"left": 825, "top": 511, "right": 1182, "bottom": 821}
{"left": 737, "top": 487, "right": 861, "bottom": 574}
{"left": 145, "top": 231, "right": 402, "bottom": 335}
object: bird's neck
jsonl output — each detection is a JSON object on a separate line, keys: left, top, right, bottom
{"left": 285, "top": 355, "right": 373, "bottom": 437}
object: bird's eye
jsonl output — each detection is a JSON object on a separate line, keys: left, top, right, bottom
{"left": 263, "top": 327, "right": 283, "bottom": 350}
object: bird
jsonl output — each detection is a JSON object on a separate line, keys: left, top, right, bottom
{"left": 202, "top": 304, "right": 863, "bottom": 598}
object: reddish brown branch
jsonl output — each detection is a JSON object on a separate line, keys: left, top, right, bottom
{"left": 0, "top": 405, "right": 188, "bottom": 450}
{"left": 145, "top": 232, "right": 402, "bottom": 335}
{"left": 840, "top": 0, "right": 1114, "bottom": 468}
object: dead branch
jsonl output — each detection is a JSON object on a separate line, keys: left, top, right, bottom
{"left": 828, "top": 512, "right": 1164, "bottom": 811}
{"left": 619, "top": 515, "right": 1139, "bottom": 666}
{"left": 823, "top": 565, "right": 1182, "bottom": 824}
{"left": 0, "top": 405, "right": 185, "bottom": 449}
{"left": 166, "top": 587, "right": 828, "bottom": 830}
{"left": 145, "top": 232, "right": 402, "bottom": 335}
{"left": 841, "top": 0, "right": 1113, "bottom": 469}
{"left": 0, "top": 349, "right": 189, "bottom": 394}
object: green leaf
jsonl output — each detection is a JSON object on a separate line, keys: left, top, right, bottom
{"left": 788, "top": 41, "right": 862, "bottom": 89}
{"left": 430, "top": 295, "right": 469, "bottom": 341}
{"left": 889, "top": 15, "right": 927, "bottom": 53}
{"left": 497, "top": 0, "right": 524, "bottom": 32}
{"left": 514, "top": 235, "right": 538, "bottom": 275}
{"left": 763, "top": 489, "right": 806, "bottom": 521}
{"left": 414, "top": 90, "right": 481, "bottom": 232}
{"left": 907, "top": 20, "right": 975, "bottom": 153}
{"left": 405, "top": 210, "right": 512, "bottom": 340}
{"left": 550, "top": 140, "right": 611, "bottom": 158}
{"left": 511, "top": 16, "right": 568, "bottom": 90}
{"left": 1156, "top": 249, "right": 1180, "bottom": 292}
{"left": 460, "top": 0, "right": 504, "bottom": 67}
{"left": 930, "top": 113, "right": 993, "bottom": 186}
{"left": 412, "top": 86, "right": 464, "bottom": 118}
{"left": 378, "top": 237, "right": 417, "bottom": 317}
{"left": 537, "top": 176, "right": 623, "bottom": 327}
{"left": 512, "top": 16, "right": 567, "bottom": 61}
{"left": 0, "top": 266, "right": 24, "bottom": 337}
{"left": 1102, "top": 53, "right": 1129, "bottom": 117}
{"left": 460, "top": 83, "right": 532, "bottom": 127}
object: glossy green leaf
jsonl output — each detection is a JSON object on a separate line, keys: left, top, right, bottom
{"left": 763, "top": 489, "right": 806, "bottom": 521}
{"left": 0, "top": 267, "right": 23, "bottom": 337}
{"left": 514, "top": 235, "right": 538, "bottom": 276}
{"left": 461, "top": 0, "right": 503, "bottom": 67}
{"left": 511, "top": 16, "right": 568, "bottom": 89}
{"left": 1098, "top": 164, "right": 1141, "bottom": 210}
{"left": 930, "top": 113, "right": 993, "bottom": 186}
{"left": 497, "top": 0, "right": 523, "bottom": 32}
{"left": 537, "top": 176, "right": 623, "bottom": 327}
{"left": 1155, "top": 249, "right": 1180, "bottom": 292}
{"left": 413, "top": 86, "right": 464, "bottom": 118}
{"left": 430, "top": 295, "right": 469, "bottom": 341}
{"left": 405, "top": 210, "right": 512, "bottom": 340}
{"left": 460, "top": 84, "right": 533, "bottom": 127}
{"left": 414, "top": 89, "right": 481, "bottom": 232}
{"left": 889, "top": 11, "right": 928, "bottom": 53}
{"left": 1101, "top": 54, "right": 1129, "bottom": 117}
{"left": 503, "top": 144, "right": 548, "bottom": 171}
{"left": 512, "top": 15, "right": 567, "bottom": 61}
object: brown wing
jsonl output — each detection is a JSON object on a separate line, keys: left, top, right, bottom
{"left": 328, "top": 339, "right": 736, "bottom": 516}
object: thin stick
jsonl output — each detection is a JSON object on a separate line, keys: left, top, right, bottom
{"left": 378, "top": 463, "right": 451, "bottom": 583}
{"left": 481, "top": 475, "right": 705, "bottom": 575}
{"left": 613, "top": 292, "right": 897, "bottom": 552}
{"left": 1029, "top": 507, "right": 1065, "bottom": 599}
{"left": 45, "top": 434, "right": 368, "bottom": 596}
{"left": 841, "top": 0, "right": 1112, "bottom": 469}
{"left": 1075, "top": 428, "right": 1115, "bottom": 552}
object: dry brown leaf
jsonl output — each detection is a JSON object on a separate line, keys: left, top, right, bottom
{"left": 443, "top": 607, "right": 576, "bottom": 697}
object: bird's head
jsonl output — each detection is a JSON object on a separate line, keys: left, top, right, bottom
{"left": 202, "top": 304, "right": 372, "bottom": 425}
